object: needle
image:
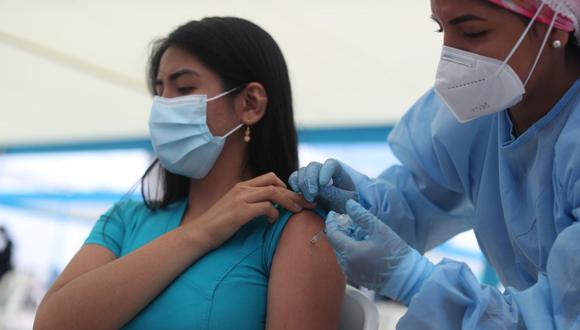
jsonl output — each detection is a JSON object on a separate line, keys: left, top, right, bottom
{"left": 310, "top": 229, "right": 325, "bottom": 244}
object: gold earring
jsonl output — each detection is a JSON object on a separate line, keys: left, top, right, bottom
{"left": 244, "top": 125, "right": 251, "bottom": 143}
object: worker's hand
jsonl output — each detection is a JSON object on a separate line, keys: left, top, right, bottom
{"left": 326, "top": 199, "right": 434, "bottom": 305}
{"left": 288, "top": 159, "right": 358, "bottom": 213}
{"left": 194, "top": 172, "right": 315, "bottom": 250}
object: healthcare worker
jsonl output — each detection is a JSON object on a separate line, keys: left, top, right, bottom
{"left": 290, "top": 0, "right": 580, "bottom": 328}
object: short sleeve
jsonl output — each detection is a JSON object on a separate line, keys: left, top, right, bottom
{"left": 84, "top": 202, "right": 128, "bottom": 257}
{"left": 262, "top": 207, "right": 327, "bottom": 272}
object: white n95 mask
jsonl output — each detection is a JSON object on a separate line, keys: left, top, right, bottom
{"left": 434, "top": 47, "right": 525, "bottom": 123}
{"left": 434, "top": 2, "right": 558, "bottom": 123}
{"left": 148, "top": 87, "right": 243, "bottom": 179}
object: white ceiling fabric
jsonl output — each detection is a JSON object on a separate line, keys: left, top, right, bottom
{"left": 0, "top": 0, "right": 442, "bottom": 146}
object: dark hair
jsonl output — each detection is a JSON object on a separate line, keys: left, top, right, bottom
{"left": 567, "top": 32, "right": 580, "bottom": 57}
{"left": 142, "top": 17, "right": 298, "bottom": 209}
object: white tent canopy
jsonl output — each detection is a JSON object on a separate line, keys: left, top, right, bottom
{"left": 0, "top": 0, "right": 442, "bottom": 146}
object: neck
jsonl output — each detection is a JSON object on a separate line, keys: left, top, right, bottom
{"left": 509, "top": 53, "right": 580, "bottom": 135}
{"left": 183, "top": 131, "right": 250, "bottom": 223}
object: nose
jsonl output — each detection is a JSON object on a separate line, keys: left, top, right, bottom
{"left": 442, "top": 31, "right": 459, "bottom": 49}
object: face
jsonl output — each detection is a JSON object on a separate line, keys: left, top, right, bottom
{"left": 430, "top": 0, "right": 562, "bottom": 91}
{"left": 154, "top": 47, "right": 240, "bottom": 136}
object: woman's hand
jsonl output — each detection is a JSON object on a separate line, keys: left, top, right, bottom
{"left": 33, "top": 172, "right": 309, "bottom": 330}
{"left": 194, "top": 172, "right": 316, "bottom": 249}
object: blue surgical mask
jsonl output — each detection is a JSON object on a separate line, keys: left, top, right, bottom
{"left": 149, "top": 87, "right": 243, "bottom": 179}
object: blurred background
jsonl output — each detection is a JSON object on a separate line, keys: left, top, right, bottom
{"left": 0, "top": 0, "right": 499, "bottom": 328}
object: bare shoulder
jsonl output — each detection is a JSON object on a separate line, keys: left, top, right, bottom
{"left": 283, "top": 209, "right": 325, "bottom": 235}
{"left": 274, "top": 209, "right": 343, "bottom": 280}
{"left": 267, "top": 209, "right": 345, "bottom": 329}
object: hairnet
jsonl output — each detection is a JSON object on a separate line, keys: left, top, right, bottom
{"left": 488, "top": 0, "right": 578, "bottom": 41}
{"left": 543, "top": 0, "right": 580, "bottom": 40}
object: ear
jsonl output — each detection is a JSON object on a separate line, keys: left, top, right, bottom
{"left": 234, "top": 82, "right": 268, "bottom": 126}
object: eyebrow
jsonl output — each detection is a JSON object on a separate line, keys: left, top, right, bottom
{"left": 448, "top": 14, "right": 486, "bottom": 25}
{"left": 155, "top": 68, "right": 200, "bottom": 85}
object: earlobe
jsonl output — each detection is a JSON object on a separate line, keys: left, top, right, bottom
{"left": 551, "top": 30, "right": 569, "bottom": 49}
{"left": 237, "top": 82, "right": 268, "bottom": 125}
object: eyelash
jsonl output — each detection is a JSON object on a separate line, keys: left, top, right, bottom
{"left": 434, "top": 22, "right": 443, "bottom": 33}
{"left": 177, "top": 87, "right": 194, "bottom": 94}
{"left": 432, "top": 28, "right": 488, "bottom": 39}
{"left": 464, "top": 31, "right": 489, "bottom": 39}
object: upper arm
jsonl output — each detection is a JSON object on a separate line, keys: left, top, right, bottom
{"left": 266, "top": 210, "right": 345, "bottom": 330}
{"left": 44, "top": 244, "right": 116, "bottom": 296}
{"left": 45, "top": 201, "right": 128, "bottom": 296}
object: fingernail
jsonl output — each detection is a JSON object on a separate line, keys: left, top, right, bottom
{"left": 293, "top": 203, "right": 303, "bottom": 212}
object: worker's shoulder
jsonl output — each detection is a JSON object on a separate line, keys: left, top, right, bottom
{"left": 555, "top": 90, "right": 580, "bottom": 149}
{"left": 553, "top": 93, "right": 580, "bottom": 185}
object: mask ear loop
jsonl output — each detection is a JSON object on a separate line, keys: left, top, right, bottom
{"left": 493, "top": 2, "right": 546, "bottom": 77}
{"left": 207, "top": 86, "right": 244, "bottom": 102}
{"left": 522, "top": 5, "right": 561, "bottom": 86}
{"left": 221, "top": 123, "right": 244, "bottom": 139}
{"left": 208, "top": 85, "right": 246, "bottom": 138}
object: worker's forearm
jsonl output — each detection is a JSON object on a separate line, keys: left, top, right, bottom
{"left": 34, "top": 224, "right": 209, "bottom": 330}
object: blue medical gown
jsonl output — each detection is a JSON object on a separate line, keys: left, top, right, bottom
{"left": 352, "top": 80, "right": 580, "bottom": 329}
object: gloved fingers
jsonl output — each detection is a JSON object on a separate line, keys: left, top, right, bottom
{"left": 305, "top": 162, "right": 322, "bottom": 198}
{"left": 297, "top": 167, "right": 315, "bottom": 202}
{"left": 319, "top": 185, "right": 357, "bottom": 213}
{"left": 288, "top": 171, "right": 299, "bottom": 192}
{"left": 319, "top": 159, "right": 340, "bottom": 186}
{"left": 325, "top": 159, "right": 355, "bottom": 191}
{"left": 324, "top": 212, "right": 350, "bottom": 273}
{"left": 334, "top": 213, "right": 355, "bottom": 234}
{"left": 351, "top": 225, "right": 370, "bottom": 241}
{"left": 346, "top": 200, "right": 407, "bottom": 251}
{"left": 345, "top": 199, "right": 378, "bottom": 236}
{"left": 325, "top": 211, "right": 355, "bottom": 252}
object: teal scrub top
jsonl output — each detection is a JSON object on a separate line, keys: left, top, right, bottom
{"left": 84, "top": 199, "right": 294, "bottom": 330}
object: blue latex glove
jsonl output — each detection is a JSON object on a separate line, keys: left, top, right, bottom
{"left": 326, "top": 199, "right": 435, "bottom": 305}
{"left": 288, "top": 159, "right": 359, "bottom": 213}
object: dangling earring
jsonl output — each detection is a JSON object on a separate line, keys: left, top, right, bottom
{"left": 552, "top": 40, "right": 562, "bottom": 49}
{"left": 244, "top": 125, "right": 251, "bottom": 143}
